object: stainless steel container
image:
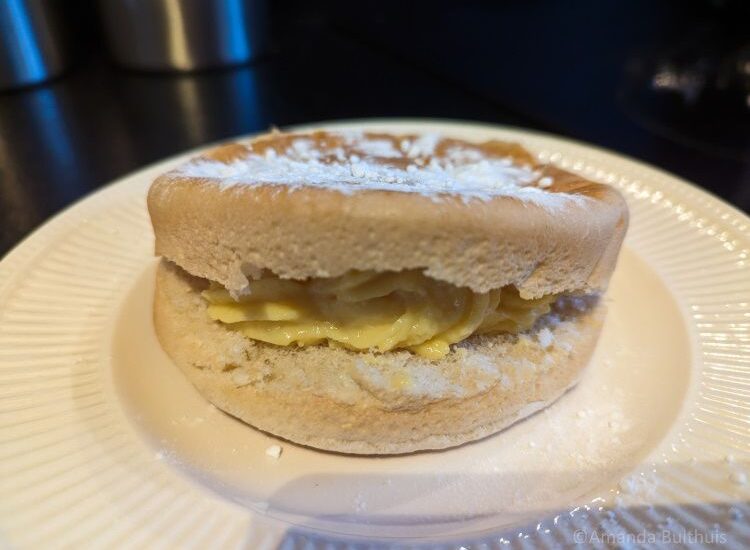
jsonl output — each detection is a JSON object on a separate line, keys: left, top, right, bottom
{"left": 0, "top": 0, "right": 70, "bottom": 91}
{"left": 98, "top": 0, "right": 268, "bottom": 72}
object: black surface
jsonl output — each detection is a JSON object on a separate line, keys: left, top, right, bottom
{"left": 2, "top": 0, "right": 749, "bottom": 257}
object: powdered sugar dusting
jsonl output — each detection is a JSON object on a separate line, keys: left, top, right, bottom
{"left": 352, "top": 137, "right": 401, "bottom": 158}
{"left": 176, "top": 130, "right": 589, "bottom": 208}
{"left": 405, "top": 133, "right": 441, "bottom": 158}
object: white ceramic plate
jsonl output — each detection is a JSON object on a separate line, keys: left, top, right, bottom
{"left": 1, "top": 120, "right": 749, "bottom": 549}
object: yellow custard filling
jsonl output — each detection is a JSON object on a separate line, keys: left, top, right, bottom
{"left": 203, "top": 270, "right": 557, "bottom": 360}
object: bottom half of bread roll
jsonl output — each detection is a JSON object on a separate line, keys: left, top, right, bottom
{"left": 153, "top": 260, "right": 605, "bottom": 454}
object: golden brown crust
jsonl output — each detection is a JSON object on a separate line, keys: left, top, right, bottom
{"left": 153, "top": 260, "right": 605, "bottom": 454}
{"left": 147, "top": 131, "right": 628, "bottom": 297}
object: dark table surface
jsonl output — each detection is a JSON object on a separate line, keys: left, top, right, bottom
{"left": 2, "top": 0, "right": 750, "bottom": 257}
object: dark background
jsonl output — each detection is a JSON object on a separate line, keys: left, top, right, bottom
{"left": 2, "top": 0, "right": 750, "bottom": 256}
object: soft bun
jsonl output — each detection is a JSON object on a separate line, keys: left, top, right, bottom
{"left": 154, "top": 260, "right": 605, "bottom": 454}
{"left": 148, "top": 131, "right": 628, "bottom": 298}
{"left": 148, "top": 129, "right": 626, "bottom": 454}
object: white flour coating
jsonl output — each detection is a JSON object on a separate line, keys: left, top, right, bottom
{"left": 177, "top": 131, "right": 588, "bottom": 207}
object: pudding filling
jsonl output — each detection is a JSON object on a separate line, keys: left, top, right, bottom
{"left": 203, "top": 270, "right": 559, "bottom": 359}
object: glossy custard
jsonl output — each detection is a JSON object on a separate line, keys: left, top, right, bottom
{"left": 203, "top": 270, "right": 557, "bottom": 359}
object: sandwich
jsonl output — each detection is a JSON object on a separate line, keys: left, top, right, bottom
{"left": 147, "top": 129, "right": 628, "bottom": 454}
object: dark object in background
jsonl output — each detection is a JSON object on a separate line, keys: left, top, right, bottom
{"left": 98, "top": 0, "right": 268, "bottom": 72}
{"left": 620, "top": 25, "right": 750, "bottom": 162}
{"left": 0, "top": 0, "right": 70, "bottom": 91}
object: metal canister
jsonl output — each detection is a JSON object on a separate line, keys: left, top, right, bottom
{"left": 0, "top": 0, "right": 70, "bottom": 91}
{"left": 98, "top": 0, "right": 268, "bottom": 72}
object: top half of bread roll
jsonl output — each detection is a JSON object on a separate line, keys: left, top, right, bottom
{"left": 147, "top": 130, "right": 628, "bottom": 298}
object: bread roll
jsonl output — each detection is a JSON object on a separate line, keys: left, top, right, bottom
{"left": 147, "top": 129, "right": 627, "bottom": 453}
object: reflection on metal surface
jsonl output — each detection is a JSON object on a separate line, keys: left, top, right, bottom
{"left": 115, "top": 66, "right": 268, "bottom": 150}
{"left": 0, "top": 81, "right": 137, "bottom": 252}
{"left": 0, "top": 0, "right": 69, "bottom": 90}
{"left": 0, "top": 88, "right": 75, "bottom": 234}
{"left": 98, "top": 0, "right": 268, "bottom": 72}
